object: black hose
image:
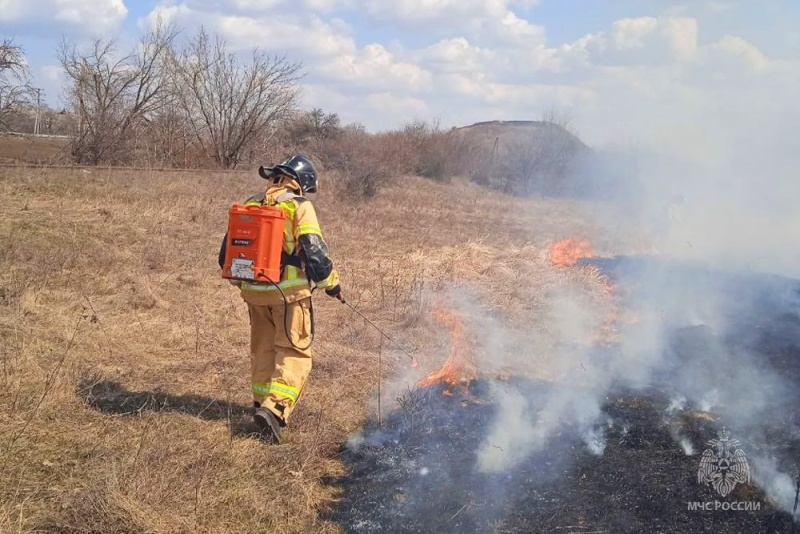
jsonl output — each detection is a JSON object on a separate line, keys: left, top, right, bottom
{"left": 266, "top": 278, "right": 315, "bottom": 351}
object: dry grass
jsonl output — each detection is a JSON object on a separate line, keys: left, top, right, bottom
{"left": 0, "top": 166, "right": 645, "bottom": 532}
{"left": 0, "top": 135, "right": 69, "bottom": 164}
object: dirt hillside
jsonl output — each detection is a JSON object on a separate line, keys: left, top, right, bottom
{"left": 449, "top": 120, "right": 588, "bottom": 153}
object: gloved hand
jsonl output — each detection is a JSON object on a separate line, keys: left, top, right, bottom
{"left": 325, "top": 284, "right": 345, "bottom": 303}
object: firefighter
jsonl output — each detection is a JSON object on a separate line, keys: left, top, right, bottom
{"left": 218, "top": 154, "right": 343, "bottom": 444}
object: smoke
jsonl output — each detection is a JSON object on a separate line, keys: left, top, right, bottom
{"left": 583, "top": 46, "right": 800, "bottom": 516}
{"left": 679, "top": 437, "right": 695, "bottom": 457}
{"left": 475, "top": 384, "right": 537, "bottom": 473}
{"left": 471, "top": 284, "right": 614, "bottom": 473}
{"left": 403, "top": 69, "right": 800, "bottom": 517}
{"left": 582, "top": 426, "right": 608, "bottom": 456}
{"left": 750, "top": 457, "right": 798, "bottom": 515}
{"left": 589, "top": 125, "right": 800, "bottom": 279}
{"left": 449, "top": 242, "right": 799, "bottom": 519}
{"left": 347, "top": 25, "right": 800, "bottom": 525}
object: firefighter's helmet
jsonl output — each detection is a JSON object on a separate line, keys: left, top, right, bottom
{"left": 259, "top": 154, "right": 318, "bottom": 193}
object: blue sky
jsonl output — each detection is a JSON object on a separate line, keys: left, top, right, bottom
{"left": 1, "top": 1, "right": 799, "bottom": 149}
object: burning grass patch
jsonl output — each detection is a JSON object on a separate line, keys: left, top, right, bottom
{"left": 328, "top": 255, "right": 800, "bottom": 533}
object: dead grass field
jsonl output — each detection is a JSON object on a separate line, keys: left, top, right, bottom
{"left": 0, "top": 135, "right": 70, "bottom": 164}
{"left": 0, "top": 166, "right": 643, "bottom": 532}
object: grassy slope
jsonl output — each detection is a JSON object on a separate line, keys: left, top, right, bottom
{"left": 0, "top": 135, "right": 69, "bottom": 164}
{"left": 0, "top": 167, "right": 642, "bottom": 533}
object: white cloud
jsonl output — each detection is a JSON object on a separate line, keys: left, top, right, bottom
{"left": 707, "top": 1, "right": 735, "bottom": 12}
{"left": 420, "top": 38, "right": 494, "bottom": 74}
{"left": 362, "top": 0, "right": 545, "bottom": 46}
{"left": 300, "top": 0, "right": 347, "bottom": 11}
{"left": 231, "top": 0, "right": 351, "bottom": 13}
{"left": 0, "top": 0, "right": 127, "bottom": 32}
{"left": 575, "top": 16, "right": 699, "bottom": 65}
{"left": 301, "top": 84, "right": 431, "bottom": 128}
{"left": 216, "top": 14, "right": 357, "bottom": 58}
{"left": 143, "top": 4, "right": 193, "bottom": 29}
{"left": 144, "top": 5, "right": 359, "bottom": 59}
{"left": 363, "top": 0, "right": 507, "bottom": 22}
{"left": 215, "top": 15, "right": 432, "bottom": 93}
{"left": 495, "top": 10, "right": 545, "bottom": 45}
{"left": 321, "top": 43, "right": 433, "bottom": 92}
{"left": 710, "top": 35, "right": 771, "bottom": 71}
{"left": 0, "top": 0, "right": 25, "bottom": 20}
{"left": 231, "top": 0, "right": 282, "bottom": 11}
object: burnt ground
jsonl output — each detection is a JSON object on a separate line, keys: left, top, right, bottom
{"left": 327, "top": 256, "right": 800, "bottom": 533}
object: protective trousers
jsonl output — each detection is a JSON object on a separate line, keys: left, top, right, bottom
{"left": 248, "top": 298, "right": 313, "bottom": 424}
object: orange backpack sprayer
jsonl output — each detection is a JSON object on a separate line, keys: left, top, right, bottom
{"left": 221, "top": 203, "right": 286, "bottom": 283}
{"left": 220, "top": 200, "right": 316, "bottom": 351}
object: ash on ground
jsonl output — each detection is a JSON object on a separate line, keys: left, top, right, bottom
{"left": 327, "top": 257, "right": 800, "bottom": 534}
{"left": 328, "top": 378, "right": 796, "bottom": 533}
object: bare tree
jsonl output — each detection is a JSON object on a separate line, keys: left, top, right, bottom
{"left": 171, "top": 28, "right": 302, "bottom": 169}
{"left": 140, "top": 102, "right": 190, "bottom": 167}
{"left": 500, "top": 109, "right": 585, "bottom": 196}
{"left": 58, "top": 21, "right": 179, "bottom": 164}
{"left": 276, "top": 107, "right": 342, "bottom": 164}
{"left": 0, "top": 40, "right": 32, "bottom": 131}
{"left": 294, "top": 107, "right": 341, "bottom": 144}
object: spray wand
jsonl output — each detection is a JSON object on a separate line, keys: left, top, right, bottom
{"left": 340, "top": 299, "right": 418, "bottom": 368}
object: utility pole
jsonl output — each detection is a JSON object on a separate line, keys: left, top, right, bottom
{"left": 33, "top": 88, "right": 41, "bottom": 135}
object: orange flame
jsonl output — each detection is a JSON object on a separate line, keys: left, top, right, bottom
{"left": 548, "top": 238, "right": 594, "bottom": 267}
{"left": 592, "top": 310, "right": 620, "bottom": 346}
{"left": 417, "top": 306, "right": 477, "bottom": 394}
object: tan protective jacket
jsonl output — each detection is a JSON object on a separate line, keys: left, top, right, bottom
{"left": 233, "top": 183, "right": 339, "bottom": 306}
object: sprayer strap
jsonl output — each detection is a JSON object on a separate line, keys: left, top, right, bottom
{"left": 281, "top": 251, "right": 303, "bottom": 270}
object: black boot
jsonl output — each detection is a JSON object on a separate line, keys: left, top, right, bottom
{"left": 254, "top": 406, "right": 283, "bottom": 444}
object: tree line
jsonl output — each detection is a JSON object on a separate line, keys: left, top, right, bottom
{"left": 2, "top": 22, "right": 306, "bottom": 169}
{"left": 1, "top": 22, "right": 592, "bottom": 198}
{"left": 1, "top": 38, "right": 32, "bottom": 131}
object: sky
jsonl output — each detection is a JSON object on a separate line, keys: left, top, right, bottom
{"left": 1, "top": 0, "right": 799, "bottom": 149}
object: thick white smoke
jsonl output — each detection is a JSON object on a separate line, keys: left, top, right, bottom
{"left": 467, "top": 97, "right": 800, "bottom": 517}
{"left": 384, "top": 51, "right": 800, "bottom": 517}
{"left": 362, "top": 15, "right": 800, "bottom": 522}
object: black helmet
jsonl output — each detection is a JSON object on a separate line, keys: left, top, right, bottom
{"left": 258, "top": 154, "right": 318, "bottom": 193}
